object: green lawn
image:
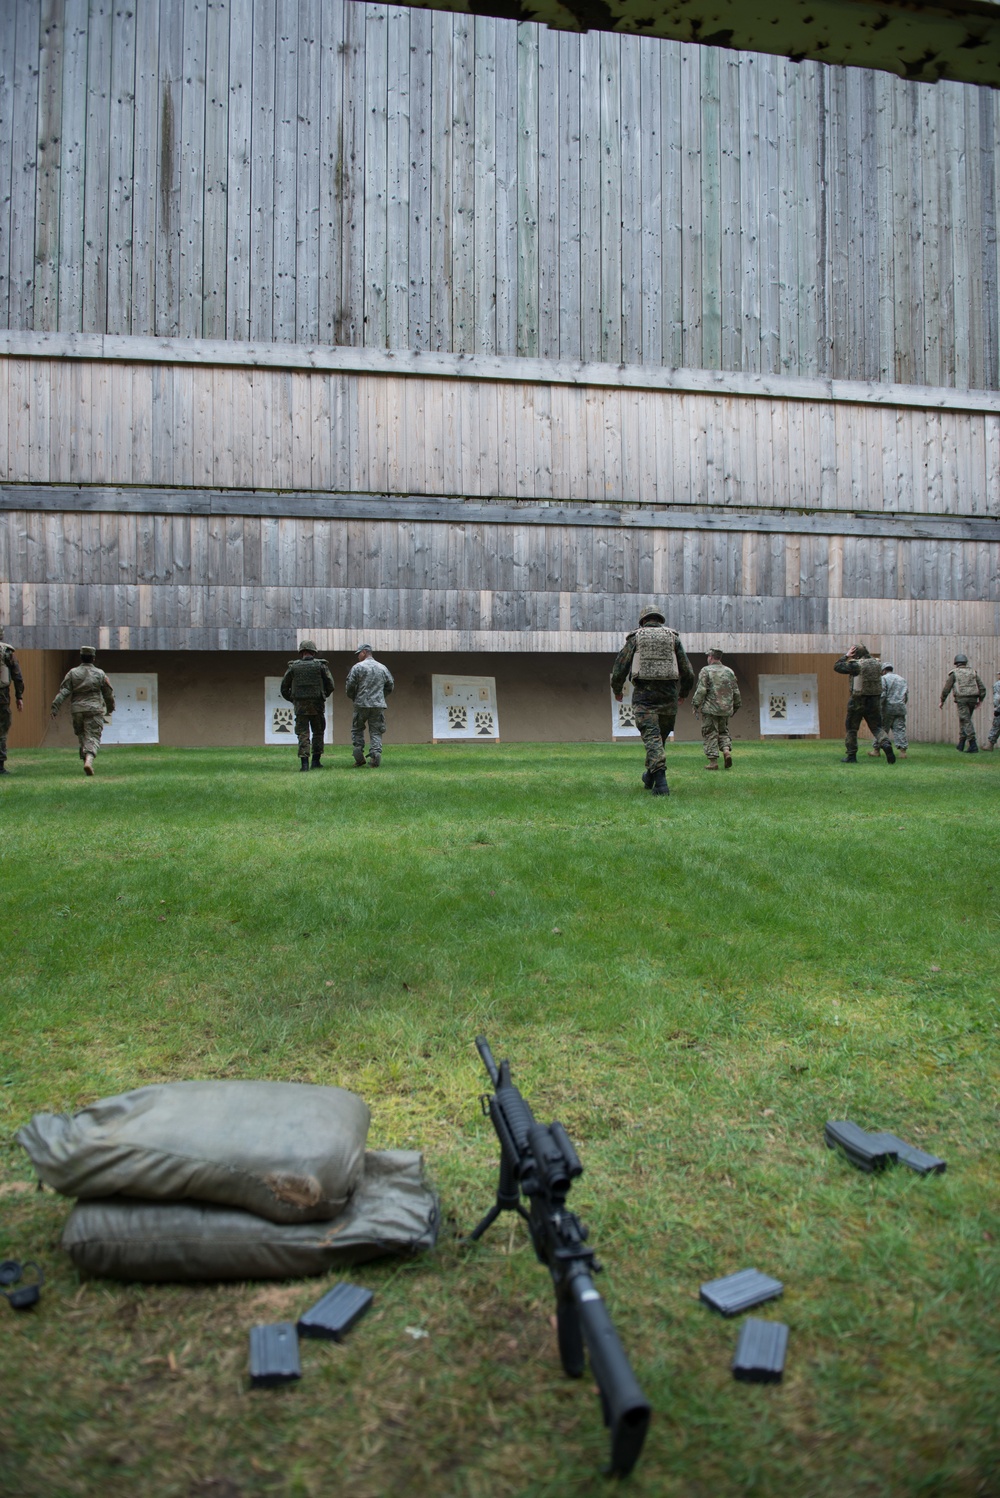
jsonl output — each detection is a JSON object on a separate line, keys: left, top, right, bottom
{"left": 1, "top": 742, "right": 997, "bottom": 1498}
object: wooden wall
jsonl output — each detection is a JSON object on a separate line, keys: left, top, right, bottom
{"left": 1, "top": 349, "right": 998, "bottom": 518}
{"left": 3, "top": 647, "right": 63, "bottom": 749}
{"left": 2, "top": 1, "right": 1000, "bottom": 388}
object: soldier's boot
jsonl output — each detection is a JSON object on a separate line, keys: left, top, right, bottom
{"left": 883, "top": 740, "right": 896, "bottom": 764}
{"left": 967, "top": 738, "right": 979, "bottom": 754}
{"left": 705, "top": 759, "right": 719, "bottom": 771}
{"left": 300, "top": 756, "right": 310, "bottom": 771}
{"left": 641, "top": 769, "right": 655, "bottom": 789}
{"left": 651, "top": 769, "right": 669, "bottom": 796}
{"left": 369, "top": 754, "right": 381, "bottom": 768}
{"left": 0, "top": 762, "right": 8, "bottom": 775}
{"left": 840, "top": 752, "right": 858, "bottom": 763}
{"left": 723, "top": 751, "right": 732, "bottom": 769}
{"left": 311, "top": 752, "right": 323, "bottom": 769}
{"left": 897, "top": 749, "right": 907, "bottom": 758}
{"left": 352, "top": 749, "right": 366, "bottom": 767}
{"left": 956, "top": 737, "right": 966, "bottom": 751}
{"left": 867, "top": 748, "right": 881, "bottom": 757}
{"left": 83, "top": 753, "right": 95, "bottom": 777}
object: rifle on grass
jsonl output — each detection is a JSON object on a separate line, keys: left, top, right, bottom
{"left": 468, "top": 1036, "right": 651, "bottom": 1478}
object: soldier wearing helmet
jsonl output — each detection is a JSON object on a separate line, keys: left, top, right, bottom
{"left": 50, "top": 645, "right": 116, "bottom": 776}
{"left": 611, "top": 605, "right": 694, "bottom": 796}
{"left": 940, "top": 652, "right": 986, "bottom": 752}
{"left": 833, "top": 644, "right": 896, "bottom": 765}
{"left": 0, "top": 624, "right": 25, "bottom": 775}
{"left": 280, "top": 640, "right": 335, "bottom": 770}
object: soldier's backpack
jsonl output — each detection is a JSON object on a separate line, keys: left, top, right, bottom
{"left": 631, "top": 626, "right": 679, "bottom": 681}
{"left": 853, "top": 656, "right": 884, "bottom": 695}
{"left": 952, "top": 665, "right": 980, "bottom": 698}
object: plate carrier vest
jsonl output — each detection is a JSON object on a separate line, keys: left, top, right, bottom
{"left": 631, "top": 626, "right": 679, "bottom": 682}
{"left": 952, "top": 665, "right": 979, "bottom": 699}
{"left": 852, "top": 656, "right": 883, "bottom": 695}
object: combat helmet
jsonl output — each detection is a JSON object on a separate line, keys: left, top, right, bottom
{"left": 853, "top": 644, "right": 871, "bottom": 659}
{"left": 637, "top": 604, "right": 666, "bottom": 626}
{"left": 954, "top": 653, "right": 968, "bottom": 665}
{"left": 298, "top": 640, "right": 318, "bottom": 655}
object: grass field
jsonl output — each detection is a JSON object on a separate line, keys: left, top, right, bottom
{"left": 1, "top": 741, "right": 998, "bottom": 1498}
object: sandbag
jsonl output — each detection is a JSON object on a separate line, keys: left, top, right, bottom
{"left": 17, "top": 1080, "right": 370, "bottom": 1225}
{"left": 60, "top": 1150, "right": 438, "bottom": 1281}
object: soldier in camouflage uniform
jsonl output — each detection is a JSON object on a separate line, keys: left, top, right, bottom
{"left": 691, "top": 648, "right": 741, "bottom": 770}
{"left": 940, "top": 653, "right": 986, "bottom": 752}
{"left": 345, "top": 644, "right": 394, "bottom": 768}
{"left": 50, "top": 645, "right": 115, "bottom": 775}
{"left": 834, "top": 645, "right": 895, "bottom": 764}
{"left": 987, "top": 672, "right": 1000, "bottom": 751}
{"left": 0, "top": 625, "right": 25, "bottom": 775}
{"left": 868, "top": 662, "right": 909, "bottom": 759}
{"left": 280, "top": 641, "right": 335, "bottom": 770}
{"left": 611, "top": 605, "right": 695, "bottom": 796}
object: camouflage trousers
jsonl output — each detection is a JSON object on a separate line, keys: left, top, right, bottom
{"left": 351, "top": 705, "right": 386, "bottom": 759}
{"left": 988, "top": 707, "right": 1000, "bottom": 748}
{"left": 632, "top": 685, "right": 679, "bottom": 773}
{"left": 954, "top": 698, "right": 980, "bottom": 744}
{"left": 0, "top": 689, "right": 10, "bottom": 764}
{"left": 293, "top": 701, "right": 326, "bottom": 756}
{"left": 700, "top": 712, "right": 731, "bottom": 761}
{"left": 881, "top": 705, "right": 908, "bottom": 752}
{"left": 72, "top": 709, "right": 106, "bottom": 758}
{"left": 845, "top": 694, "right": 889, "bottom": 755}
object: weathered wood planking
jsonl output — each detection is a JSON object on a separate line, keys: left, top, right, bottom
{"left": 0, "top": 354, "right": 997, "bottom": 519}
{"left": 1, "top": 3, "right": 999, "bottom": 389}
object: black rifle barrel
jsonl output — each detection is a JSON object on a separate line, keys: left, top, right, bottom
{"left": 571, "top": 1273, "right": 652, "bottom": 1477}
{"left": 475, "top": 1034, "right": 500, "bottom": 1087}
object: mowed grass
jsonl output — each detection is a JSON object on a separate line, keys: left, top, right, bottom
{"left": 0, "top": 741, "right": 997, "bottom": 1498}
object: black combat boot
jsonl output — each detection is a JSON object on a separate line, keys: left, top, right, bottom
{"left": 641, "top": 769, "right": 655, "bottom": 789}
{"left": 967, "top": 738, "right": 979, "bottom": 754}
{"left": 300, "top": 756, "right": 310, "bottom": 771}
{"left": 353, "top": 749, "right": 366, "bottom": 767}
{"left": 368, "top": 752, "right": 381, "bottom": 768}
{"left": 840, "top": 751, "right": 857, "bottom": 762}
{"left": 883, "top": 741, "right": 896, "bottom": 764}
{"left": 956, "top": 737, "right": 966, "bottom": 751}
{"left": 651, "top": 769, "right": 669, "bottom": 796}
{"left": 311, "top": 752, "right": 323, "bottom": 768}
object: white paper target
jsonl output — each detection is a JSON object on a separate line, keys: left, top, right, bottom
{"left": 611, "top": 681, "right": 641, "bottom": 738}
{"left": 264, "top": 677, "right": 334, "bottom": 745}
{"left": 101, "top": 674, "right": 159, "bottom": 744}
{"left": 758, "top": 674, "right": 819, "bottom": 735}
{"left": 432, "top": 675, "right": 499, "bottom": 740}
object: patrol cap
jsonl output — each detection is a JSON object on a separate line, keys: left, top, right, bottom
{"left": 882, "top": 663, "right": 893, "bottom": 673}
{"left": 954, "top": 653, "right": 968, "bottom": 665}
{"left": 79, "top": 645, "right": 97, "bottom": 658}
{"left": 637, "top": 605, "right": 665, "bottom": 625}
{"left": 354, "top": 642, "right": 374, "bottom": 655}
{"left": 708, "top": 646, "right": 725, "bottom": 658}
{"left": 298, "top": 640, "right": 318, "bottom": 654}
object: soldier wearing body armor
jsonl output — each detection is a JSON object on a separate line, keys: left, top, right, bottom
{"left": 834, "top": 645, "right": 895, "bottom": 764}
{"left": 691, "top": 648, "right": 741, "bottom": 770}
{"left": 939, "top": 653, "right": 986, "bottom": 753}
{"left": 611, "top": 606, "right": 695, "bottom": 796}
{"left": 280, "top": 641, "right": 335, "bottom": 770}
{"left": 345, "top": 644, "right": 394, "bottom": 768}
{"left": 868, "top": 662, "right": 909, "bottom": 760}
{"left": 0, "top": 625, "right": 25, "bottom": 775}
{"left": 50, "top": 645, "right": 115, "bottom": 776}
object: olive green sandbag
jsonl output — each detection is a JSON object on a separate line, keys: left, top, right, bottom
{"left": 60, "top": 1150, "right": 438, "bottom": 1281}
{"left": 18, "top": 1081, "right": 370, "bottom": 1225}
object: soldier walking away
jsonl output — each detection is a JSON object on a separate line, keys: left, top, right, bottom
{"left": 987, "top": 671, "right": 1000, "bottom": 751}
{"left": 940, "top": 653, "right": 986, "bottom": 752}
{"left": 0, "top": 625, "right": 25, "bottom": 775}
{"left": 345, "top": 644, "right": 394, "bottom": 768}
{"left": 50, "top": 646, "right": 115, "bottom": 776}
{"left": 280, "top": 641, "right": 335, "bottom": 771}
{"left": 868, "top": 662, "right": 909, "bottom": 760}
{"left": 834, "top": 645, "right": 896, "bottom": 764}
{"left": 691, "top": 648, "right": 741, "bottom": 770}
{"left": 611, "top": 605, "right": 695, "bottom": 796}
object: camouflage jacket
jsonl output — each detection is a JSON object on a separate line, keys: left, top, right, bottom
{"left": 346, "top": 658, "right": 394, "bottom": 708}
{"left": 994, "top": 678, "right": 1000, "bottom": 711}
{"left": 52, "top": 664, "right": 115, "bottom": 715}
{"left": 0, "top": 642, "right": 24, "bottom": 699}
{"left": 611, "top": 632, "right": 695, "bottom": 697}
{"left": 692, "top": 663, "right": 741, "bottom": 716}
{"left": 280, "top": 657, "right": 334, "bottom": 703}
{"left": 880, "top": 671, "right": 908, "bottom": 710}
{"left": 834, "top": 655, "right": 884, "bottom": 696}
{"left": 940, "top": 667, "right": 986, "bottom": 704}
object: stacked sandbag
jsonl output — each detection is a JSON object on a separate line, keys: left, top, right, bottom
{"left": 17, "top": 1081, "right": 438, "bottom": 1281}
